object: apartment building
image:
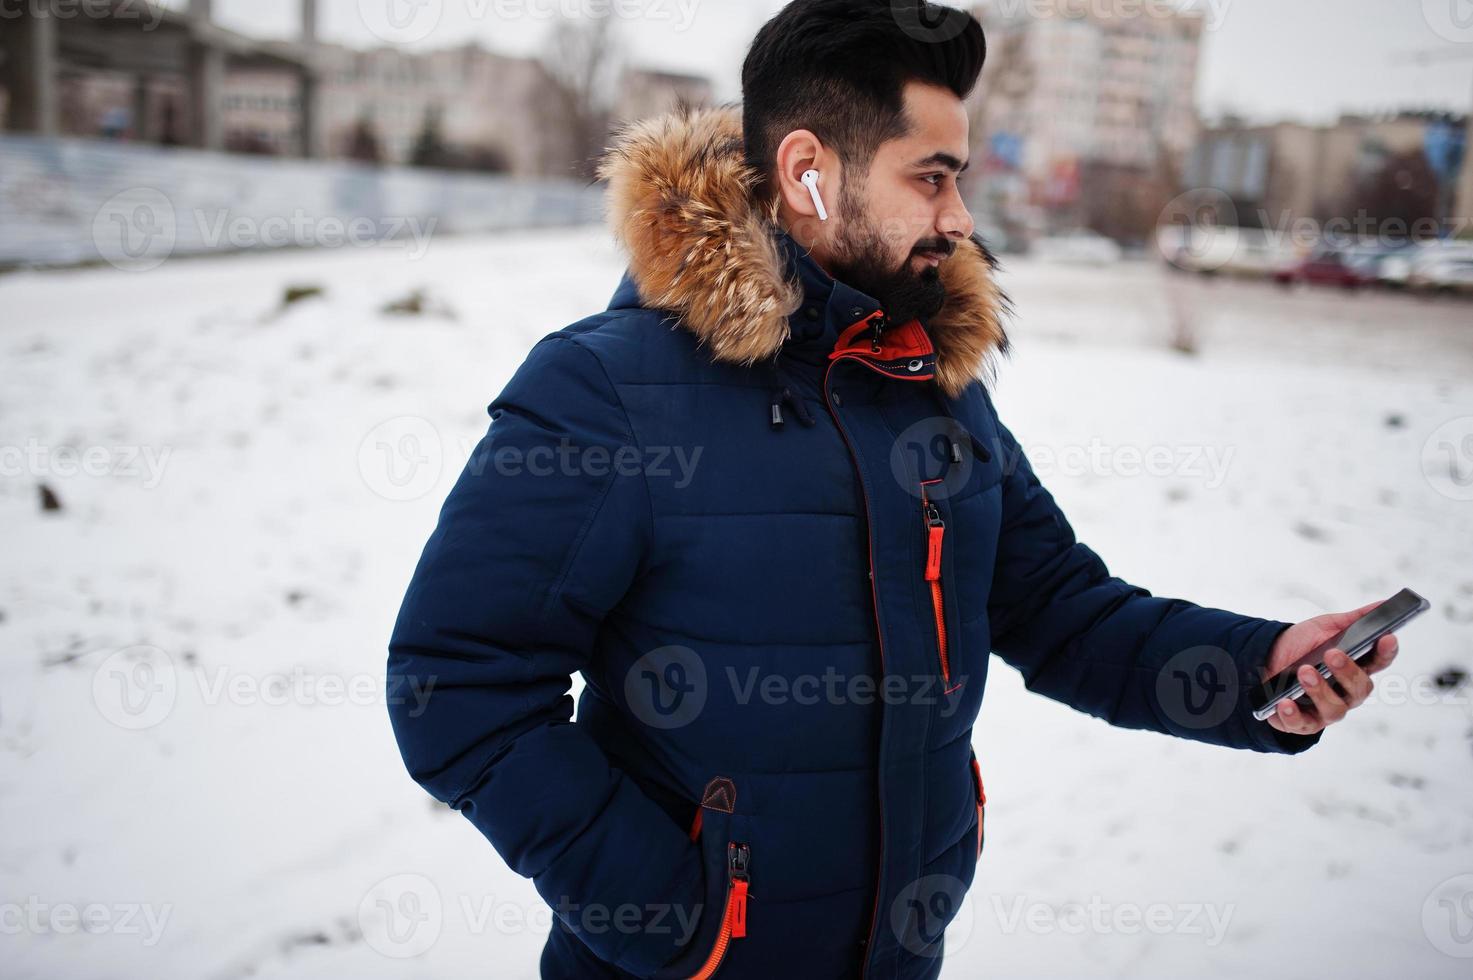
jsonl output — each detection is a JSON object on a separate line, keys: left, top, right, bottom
{"left": 969, "top": 0, "right": 1204, "bottom": 230}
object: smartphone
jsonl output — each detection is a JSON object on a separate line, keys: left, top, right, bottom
{"left": 1249, "top": 588, "right": 1429, "bottom": 722}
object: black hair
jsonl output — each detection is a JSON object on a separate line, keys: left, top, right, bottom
{"left": 741, "top": 0, "right": 986, "bottom": 192}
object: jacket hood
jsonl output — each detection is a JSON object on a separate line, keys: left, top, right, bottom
{"left": 596, "top": 104, "right": 1011, "bottom": 397}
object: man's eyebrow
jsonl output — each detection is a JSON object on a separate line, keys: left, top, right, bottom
{"left": 914, "top": 152, "right": 970, "bottom": 173}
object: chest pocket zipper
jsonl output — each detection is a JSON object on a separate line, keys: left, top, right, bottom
{"left": 921, "top": 483, "right": 958, "bottom": 693}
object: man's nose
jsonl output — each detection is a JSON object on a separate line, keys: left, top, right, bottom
{"left": 937, "top": 193, "right": 974, "bottom": 241}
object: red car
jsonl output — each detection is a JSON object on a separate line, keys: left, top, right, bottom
{"left": 1273, "top": 247, "right": 1372, "bottom": 288}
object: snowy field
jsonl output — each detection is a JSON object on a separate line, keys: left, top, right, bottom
{"left": 2, "top": 227, "right": 1471, "bottom": 979}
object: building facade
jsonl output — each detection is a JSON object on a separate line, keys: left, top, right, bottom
{"left": 214, "top": 43, "right": 580, "bottom": 175}
{"left": 969, "top": 0, "right": 1204, "bottom": 235}
{"left": 2, "top": 6, "right": 710, "bottom": 180}
{"left": 611, "top": 67, "right": 713, "bottom": 127}
{"left": 1187, "top": 112, "right": 1463, "bottom": 233}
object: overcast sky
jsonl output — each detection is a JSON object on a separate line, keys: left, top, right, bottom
{"left": 168, "top": 0, "right": 1473, "bottom": 124}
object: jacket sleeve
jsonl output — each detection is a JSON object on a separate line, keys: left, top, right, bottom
{"left": 980, "top": 388, "right": 1321, "bottom": 755}
{"left": 386, "top": 334, "right": 703, "bottom": 975}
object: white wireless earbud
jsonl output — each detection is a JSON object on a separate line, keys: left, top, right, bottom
{"left": 800, "top": 169, "right": 828, "bottom": 221}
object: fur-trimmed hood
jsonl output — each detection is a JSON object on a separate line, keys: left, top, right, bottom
{"left": 596, "top": 104, "right": 1010, "bottom": 397}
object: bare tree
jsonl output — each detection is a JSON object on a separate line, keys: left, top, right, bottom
{"left": 541, "top": 15, "right": 622, "bottom": 180}
{"left": 410, "top": 105, "right": 450, "bottom": 169}
{"left": 346, "top": 112, "right": 382, "bottom": 165}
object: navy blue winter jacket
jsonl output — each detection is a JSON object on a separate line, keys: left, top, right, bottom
{"left": 386, "top": 106, "right": 1320, "bottom": 980}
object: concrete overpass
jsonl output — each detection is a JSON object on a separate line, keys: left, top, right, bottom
{"left": 0, "top": 0, "right": 323, "bottom": 155}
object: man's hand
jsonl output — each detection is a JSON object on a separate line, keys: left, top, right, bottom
{"left": 1261, "top": 600, "right": 1401, "bottom": 737}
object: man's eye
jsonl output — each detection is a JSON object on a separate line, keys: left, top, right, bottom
{"left": 922, "top": 174, "right": 944, "bottom": 187}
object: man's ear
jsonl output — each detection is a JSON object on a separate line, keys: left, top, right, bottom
{"left": 773, "top": 130, "right": 838, "bottom": 246}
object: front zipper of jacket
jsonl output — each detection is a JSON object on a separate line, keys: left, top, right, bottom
{"left": 920, "top": 482, "right": 953, "bottom": 689}
{"left": 822, "top": 354, "right": 889, "bottom": 978}
{"left": 823, "top": 315, "right": 946, "bottom": 977}
{"left": 684, "top": 841, "right": 750, "bottom": 980}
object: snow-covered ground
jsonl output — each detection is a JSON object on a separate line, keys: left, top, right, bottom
{"left": 2, "top": 228, "right": 1471, "bottom": 979}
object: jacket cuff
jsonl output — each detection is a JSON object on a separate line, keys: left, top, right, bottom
{"left": 1235, "top": 619, "right": 1324, "bottom": 754}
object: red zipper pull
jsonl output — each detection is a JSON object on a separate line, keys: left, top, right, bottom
{"left": 925, "top": 503, "right": 945, "bottom": 581}
{"left": 730, "top": 879, "right": 749, "bottom": 938}
{"left": 728, "top": 842, "right": 750, "bottom": 939}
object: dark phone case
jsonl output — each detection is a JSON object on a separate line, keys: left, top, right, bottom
{"left": 1251, "top": 588, "right": 1428, "bottom": 719}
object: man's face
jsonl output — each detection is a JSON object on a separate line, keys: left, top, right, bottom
{"left": 822, "top": 81, "right": 975, "bottom": 326}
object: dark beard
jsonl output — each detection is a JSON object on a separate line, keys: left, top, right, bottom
{"left": 825, "top": 184, "right": 949, "bottom": 326}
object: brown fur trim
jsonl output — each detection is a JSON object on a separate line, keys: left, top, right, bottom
{"left": 597, "top": 104, "right": 1010, "bottom": 396}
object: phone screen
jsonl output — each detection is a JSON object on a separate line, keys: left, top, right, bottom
{"left": 1248, "top": 588, "right": 1428, "bottom": 717}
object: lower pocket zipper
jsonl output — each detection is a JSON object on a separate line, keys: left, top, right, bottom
{"left": 685, "top": 841, "right": 750, "bottom": 980}
{"left": 970, "top": 756, "right": 987, "bottom": 860}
